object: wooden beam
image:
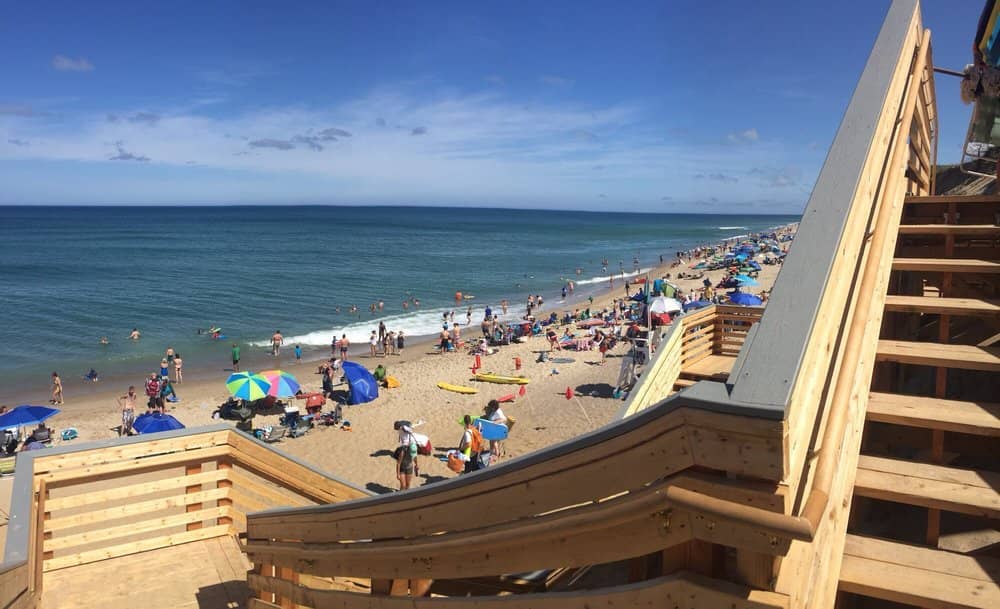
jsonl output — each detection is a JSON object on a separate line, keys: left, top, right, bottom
{"left": 866, "top": 392, "right": 1000, "bottom": 436}
{"left": 36, "top": 444, "right": 231, "bottom": 485}
{"left": 43, "top": 524, "right": 231, "bottom": 571}
{"left": 904, "top": 194, "right": 1000, "bottom": 204}
{"left": 875, "top": 340, "right": 1000, "bottom": 371}
{"left": 45, "top": 506, "right": 230, "bottom": 551}
{"left": 185, "top": 463, "right": 203, "bottom": 532}
{"left": 217, "top": 458, "right": 233, "bottom": 529}
{"left": 891, "top": 257, "right": 1000, "bottom": 273}
{"left": 44, "top": 487, "right": 230, "bottom": 532}
{"left": 43, "top": 468, "right": 230, "bottom": 511}
{"left": 882, "top": 295, "right": 1000, "bottom": 317}
{"left": 897, "top": 224, "right": 1000, "bottom": 236}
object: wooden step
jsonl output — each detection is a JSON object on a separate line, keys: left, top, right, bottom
{"left": 840, "top": 534, "right": 1000, "bottom": 609}
{"left": 883, "top": 295, "right": 1000, "bottom": 317}
{"left": 876, "top": 340, "right": 1000, "bottom": 372}
{"left": 866, "top": 392, "right": 1000, "bottom": 436}
{"left": 673, "top": 378, "right": 697, "bottom": 388}
{"left": 854, "top": 455, "right": 1000, "bottom": 519}
{"left": 905, "top": 194, "right": 1000, "bottom": 205}
{"left": 898, "top": 224, "right": 1000, "bottom": 237}
{"left": 892, "top": 258, "right": 1000, "bottom": 273}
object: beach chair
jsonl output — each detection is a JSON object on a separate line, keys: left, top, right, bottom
{"left": 255, "top": 425, "right": 287, "bottom": 443}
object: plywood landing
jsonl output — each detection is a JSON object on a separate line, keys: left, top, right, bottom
{"left": 42, "top": 535, "right": 250, "bottom": 609}
{"left": 680, "top": 354, "right": 736, "bottom": 380}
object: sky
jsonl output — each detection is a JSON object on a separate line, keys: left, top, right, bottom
{"left": 0, "top": 0, "right": 985, "bottom": 212}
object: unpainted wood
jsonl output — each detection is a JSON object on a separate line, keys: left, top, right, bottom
{"left": 865, "top": 392, "right": 1000, "bottom": 436}
{"left": 875, "top": 339, "right": 1000, "bottom": 371}
{"left": 44, "top": 487, "right": 230, "bottom": 532}
{"left": 43, "top": 524, "right": 231, "bottom": 571}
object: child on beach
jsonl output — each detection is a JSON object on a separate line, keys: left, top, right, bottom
{"left": 231, "top": 343, "right": 241, "bottom": 372}
{"left": 370, "top": 331, "right": 378, "bottom": 357}
{"left": 396, "top": 331, "right": 404, "bottom": 355}
{"left": 294, "top": 345, "right": 302, "bottom": 363}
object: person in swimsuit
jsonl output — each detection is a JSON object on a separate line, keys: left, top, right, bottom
{"left": 396, "top": 331, "right": 405, "bottom": 355}
{"left": 50, "top": 372, "right": 63, "bottom": 404}
{"left": 340, "top": 334, "right": 349, "bottom": 361}
{"left": 271, "top": 330, "right": 283, "bottom": 356}
{"left": 129, "top": 328, "right": 141, "bottom": 340}
{"left": 118, "top": 386, "right": 137, "bottom": 436}
{"left": 173, "top": 353, "right": 183, "bottom": 383}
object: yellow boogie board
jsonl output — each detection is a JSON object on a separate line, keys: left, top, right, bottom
{"left": 386, "top": 376, "right": 401, "bottom": 388}
{"left": 473, "top": 372, "right": 530, "bottom": 385}
{"left": 437, "top": 381, "right": 478, "bottom": 394}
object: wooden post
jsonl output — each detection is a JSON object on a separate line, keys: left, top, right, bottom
{"left": 34, "top": 480, "right": 47, "bottom": 593}
{"left": 256, "top": 562, "right": 275, "bottom": 603}
{"left": 217, "top": 459, "right": 233, "bottom": 529}
{"left": 409, "top": 579, "right": 434, "bottom": 597}
{"left": 277, "top": 566, "right": 297, "bottom": 609}
{"left": 186, "top": 463, "right": 203, "bottom": 531}
{"left": 42, "top": 484, "right": 53, "bottom": 562}
{"left": 735, "top": 550, "right": 774, "bottom": 590}
{"left": 370, "top": 579, "right": 392, "bottom": 596}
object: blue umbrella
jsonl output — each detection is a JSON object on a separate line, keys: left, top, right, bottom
{"left": 683, "top": 300, "right": 712, "bottom": 311}
{"left": 132, "top": 412, "right": 185, "bottom": 434}
{"left": 729, "top": 292, "right": 763, "bottom": 306}
{"left": 0, "top": 405, "right": 60, "bottom": 431}
{"left": 747, "top": 261, "right": 762, "bottom": 271}
{"left": 733, "top": 274, "right": 759, "bottom": 286}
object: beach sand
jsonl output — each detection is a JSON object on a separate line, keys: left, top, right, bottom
{"left": 1, "top": 227, "right": 794, "bottom": 495}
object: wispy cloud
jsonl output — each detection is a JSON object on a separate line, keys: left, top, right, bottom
{"left": 695, "top": 172, "right": 738, "bottom": 183}
{"left": 484, "top": 75, "right": 505, "bottom": 86}
{"left": 539, "top": 75, "right": 574, "bottom": 87}
{"left": 249, "top": 139, "right": 295, "bottom": 151}
{"left": 751, "top": 166, "right": 802, "bottom": 188}
{"left": 52, "top": 55, "right": 94, "bottom": 72}
{"left": 109, "top": 141, "right": 149, "bottom": 162}
{"left": 7, "top": 138, "right": 29, "bottom": 147}
{"left": 410, "top": 126, "right": 427, "bottom": 136}
{"left": 107, "top": 112, "right": 161, "bottom": 125}
{"left": 727, "top": 128, "right": 759, "bottom": 143}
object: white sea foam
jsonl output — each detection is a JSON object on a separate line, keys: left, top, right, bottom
{"left": 717, "top": 226, "right": 748, "bottom": 230}
{"left": 572, "top": 267, "right": 655, "bottom": 286}
{"left": 249, "top": 303, "right": 517, "bottom": 348}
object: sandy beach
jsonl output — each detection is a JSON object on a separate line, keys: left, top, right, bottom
{"left": 1, "top": 225, "right": 794, "bottom": 495}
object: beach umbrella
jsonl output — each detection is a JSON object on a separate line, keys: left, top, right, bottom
{"left": 683, "top": 300, "right": 712, "bottom": 311}
{"left": 733, "top": 275, "right": 759, "bottom": 286}
{"left": 258, "top": 370, "right": 301, "bottom": 397}
{"left": 226, "top": 372, "right": 272, "bottom": 401}
{"left": 747, "top": 260, "right": 762, "bottom": 271}
{"left": 133, "top": 412, "right": 185, "bottom": 434}
{"left": 729, "top": 292, "right": 763, "bottom": 306}
{"left": 648, "top": 296, "right": 682, "bottom": 314}
{"left": 0, "top": 405, "right": 60, "bottom": 431}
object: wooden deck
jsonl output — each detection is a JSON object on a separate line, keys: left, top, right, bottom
{"left": 42, "top": 535, "right": 250, "bottom": 609}
{"left": 679, "top": 354, "right": 735, "bottom": 381}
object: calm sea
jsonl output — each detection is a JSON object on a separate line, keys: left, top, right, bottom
{"left": 0, "top": 206, "right": 797, "bottom": 394}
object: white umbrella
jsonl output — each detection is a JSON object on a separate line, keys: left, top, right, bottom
{"left": 648, "top": 296, "right": 682, "bottom": 314}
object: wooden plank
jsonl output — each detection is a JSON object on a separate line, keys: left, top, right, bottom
{"left": 185, "top": 463, "right": 203, "bottom": 532}
{"left": 866, "top": 392, "right": 1000, "bottom": 436}
{"left": 854, "top": 455, "right": 1000, "bottom": 519}
{"left": 891, "top": 258, "right": 1000, "bottom": 273}
{"left": 904, "top": 194, "right": 1000, "bottom": 204}
{"left": 45, "top": 506, "right": 230, "bottom": 551}
{"left": 883, "top": 295, "right": 1000, "bottom": 317}
{"left": 45, "top": 487, "right": 230, "bottom": 532}
{"left": 840, "top": 535, "right": 1000, "bottom": 608}
{"left": 226, "top": 432, "right": 367, "bottom": 503}
{"left": 37, "top": 445, "right": 231, "bottom": 484}
{"left": 230, "top": 470, "right": 315, "bottom": 509}
{"left": 217, "top": 459, "right": 234, "bottom": 529}
{"left": 898, "top": 224, "right": 1000, "bottom": 236}
{"left": 44, "top": 468, "right": 230, "bottom": 511}
{"left": 30, "top": 429, "right": 231, "bottom": 475}
{"left": 247, "top": 571, "right": 789, "bottom": 609}
{"left": 875, "top": 340, "right": 1000, "bottom": 371}
{"left": 43, "top": 524, "right": 231, "bottom": 571}
{"left": 0, "top": 563, "right": 29, "bottom": 608}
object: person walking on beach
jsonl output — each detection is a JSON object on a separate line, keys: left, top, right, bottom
{"left": 458, "top": 415, "right": 485, "bottom": 474}
{"left": 340, "top": 334, "right": 350, "bottom": 361}
{"left": 165, "top": 346, "right": 175, "bottom": 366}
{"left": 173, "top": 353, "right": 183, "bottom": 383}
{"left": 271, "top": 330, "right": 283, "bottom": 356}
{"left": 369, "top": 331, "right": 378, "bottom": 357}
{"left": 231, "top": 343, "right": 241, "bottom": 372}
{"left": 144, "top": 373, "right": 162, "bottom": 412}
{"left": 294, "top": 344, "right": 302, "bottom": 363}
{"left": 118, "top": 385, "right": 137, "bottom": 436}
{"left": 395, "top": 430, "right": 417, "bottom": 490}
{"left": 378, "top": 321, "right": 387, "bottom": 343}
{"left": 396, "top": 330, "right": 405, "bottom": 355}
{"left": 50, "top": 372, "right": 63, "bottom": 405}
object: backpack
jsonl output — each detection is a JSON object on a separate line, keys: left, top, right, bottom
{"left": 470, "top": 427, "right": 485, "bottom": 453}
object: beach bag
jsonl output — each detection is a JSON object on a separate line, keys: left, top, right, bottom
{"left": 470, "top": 427, "right": 485, "bottom": 453}
{"left": 411, "top": 432, "right": 432, "bottom": 456}
{"left": 447, "top": 452, "right": 465, "bottom": 473}
{"left": 505, "top": 415, "right": 516, "bottom": 433}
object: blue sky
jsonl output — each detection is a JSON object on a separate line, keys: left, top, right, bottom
{"left": 0, "top": 0, "right": 984, "bottom": 212}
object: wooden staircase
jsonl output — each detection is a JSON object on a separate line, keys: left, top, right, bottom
{"left": 838, "top": 194, "right": 1000, "bottom": 608}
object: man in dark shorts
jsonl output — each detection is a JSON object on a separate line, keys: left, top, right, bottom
{"left": 231, "top": 343, "right": 241, "bottom": 372}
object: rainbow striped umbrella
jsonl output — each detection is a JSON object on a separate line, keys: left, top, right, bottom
{"left": 225, "top": 372, "right": 271, "bottom": 401}
{"left": 258, "top": 370, "right": 301, "bottom": 398}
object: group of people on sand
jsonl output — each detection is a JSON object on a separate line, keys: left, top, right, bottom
{"left": 394, "top": 400, "right": 512, "bottom": 491}
{"left": 366, "top": 321, "right": 405, "bottom": 358}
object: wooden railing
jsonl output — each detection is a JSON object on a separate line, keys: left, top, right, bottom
{"left": 0, "top": 424, "right": 367, "bottom": 605}
{"left": 620, "top": 304, "right": 764, "bottom": 417}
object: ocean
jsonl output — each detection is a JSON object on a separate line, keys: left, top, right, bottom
{"left": 0, "top": 206, "right": 797, "bottom": 396}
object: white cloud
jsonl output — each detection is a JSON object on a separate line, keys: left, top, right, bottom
{"left": 727, "top": 128, "right": 759, "bottom": 143}
{"left": 52, "top": 55, "right": 94, "bottom": 72}
{"left": 0, "top": 86, "right": 809, "bottom": 210}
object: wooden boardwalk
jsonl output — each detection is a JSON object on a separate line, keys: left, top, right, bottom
{"left": 42, "top": 535, "right": 250, "bottom": 609}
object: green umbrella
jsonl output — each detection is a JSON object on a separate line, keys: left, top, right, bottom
{"left": 225, "top": 372, "right": 271, "bottom": 401}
